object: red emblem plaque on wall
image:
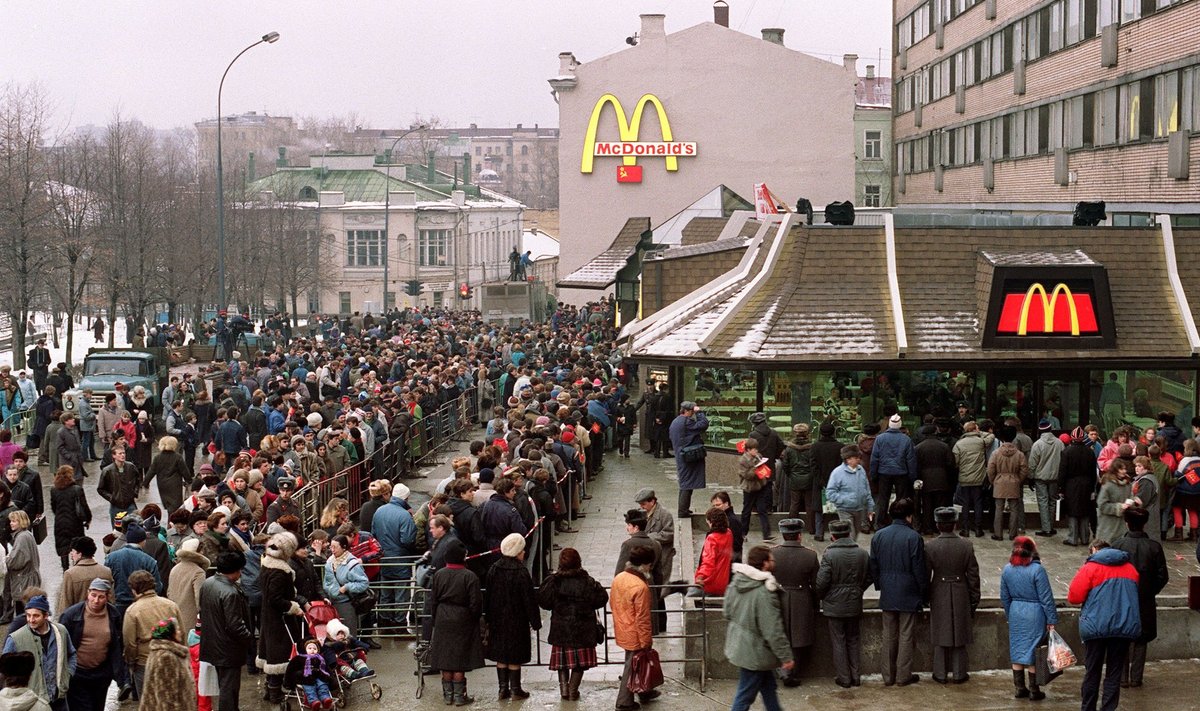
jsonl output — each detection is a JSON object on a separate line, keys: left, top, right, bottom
{"left": 617, "top": 165, "right": 643, "bottom": 183}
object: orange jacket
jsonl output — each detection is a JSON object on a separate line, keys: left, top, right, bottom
{"left": 610, "top": 569, "right": 653, "bottom": 651}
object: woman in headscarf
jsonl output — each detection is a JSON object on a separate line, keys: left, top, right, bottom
{"left": 999, "top": 536, "right": 1057, "bottom": 701}
{"left": 139, "top": 618, "right": 197, "bottom": 711}
{"left": 132, "top": 410, "right": 155, "bottom": 477}
{"left": 167, "top": 538, "right": 209, "bottom": 633}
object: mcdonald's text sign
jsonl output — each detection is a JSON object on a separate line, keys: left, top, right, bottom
{"left": 581, "top": 93, "right": 697, "bottom": 181}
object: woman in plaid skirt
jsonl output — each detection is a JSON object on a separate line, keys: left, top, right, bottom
{"left": 536, "top": 547, "right": 609, "bottom": 700}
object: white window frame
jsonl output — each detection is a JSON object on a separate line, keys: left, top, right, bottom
{"left": 864, "top": 184, "right": 882, "bottom": 207}
{"left": 864, "top": 130, "right": 882, "bottom": 159}
{"left": 418, "top": 229, "right": 451, "bottom": 267}
{"left": 345, "top": 230, "right": 384, "bottom": 268}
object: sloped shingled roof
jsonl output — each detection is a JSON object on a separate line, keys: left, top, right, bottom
{"left": 630, "top": 225, "right": 1198, "bottom": 365}
{"left": 557, "top": 217, "right": 651, "bottom": 289}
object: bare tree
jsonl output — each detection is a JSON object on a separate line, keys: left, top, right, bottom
{"left": 93, "top": 114, "right": 168, "bottom": 345}
{"left": 44, "top": 134, "right": 100, "bottom": 364}
{"left": 0, "top": 82, "right": 54, "bottom": 368}
{"left": 257, "top": 182, "right": 323, "bottom": 325}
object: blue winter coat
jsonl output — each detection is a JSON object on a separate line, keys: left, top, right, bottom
{"left": 105, "top": 545, "right": 162, "bottom": 606}
{"left": 670, "top": 412, "right": 709, "bottom": 490}
{"left": 869, "top": 428, "right": 917, "bottom": 480}
{"left": 1000, "top": 561, "right": 1058, "bottom": 665}
{"left": 1067, "top": 547, "right": 1141, "bottom": 642}
{"left": 480, "top": 496, "right": 528, "bottom": 551}
{"left": 323, "top": 555, "right": 370, "bottom": 604}
{"left": 371, "top": 498, "right": 417, "bottom": 557}
{"left": 868, "top": 520, "right": 927, "bottom": 612}
{"left": 825, "top": 463, "right": 875, "bottom": 513}
{"left": 216, "top": 418, "right": 248, "bottom": 454}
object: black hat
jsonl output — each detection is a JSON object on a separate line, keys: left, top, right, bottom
{"left": 819, "top": 422, "right": 836, "bottom": 437}
{"left": 779, "top": 518, "right": 805, "bottom": 535}
{"left": 828, "top": 519, "right": 852, "bottom": 537}
{"left": 934, "top": 507, "right": 958, "bottom": 524}
{"left": 957, "top": 401, "right": 969, "bottom": 409}
{"left": 624, "top": 509, "right": 648, "bottom": 527}
{"left": 0, "top": 651, "right": 36, "bottom": 680}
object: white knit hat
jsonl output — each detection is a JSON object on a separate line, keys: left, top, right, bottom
{"left": 500, "top": 533, "right": 525, "bottom": 558}
{"left": 391, "top": 483, "right": 410, "bottom": 501}
{"left": 888, "top": 414, "right": 902, "bottom": 429}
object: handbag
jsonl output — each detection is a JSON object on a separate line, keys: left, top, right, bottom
{"left": 679, "top": 443, "right": 707, "bottom": 463}
{"left": 31, "top": 514, "right": 47, "bottom": 545}
{"left": 348, "top": 586, "right": 377, "bottom": 615}
{"left": 594, "top": 615, "right": 606, "bottom": 645}
{"left": 626, "top": 648, "right": 664, "bottom": 694}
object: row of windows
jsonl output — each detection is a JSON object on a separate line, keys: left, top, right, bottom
{"left": 895, "top": 0, "right": 1193, "bottom": 115}
{"left": 472, "top": 144, "right": 532, "bottom": 156}
{"left": 898, "top": 0, "right": 987, "bottom": 52}
{"left": 897, "top": 65, "right": 1200, "bottom": 173}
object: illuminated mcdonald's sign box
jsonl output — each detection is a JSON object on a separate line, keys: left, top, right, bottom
{"left": 983, "top": 265, "right": 1116, "bottom": 349}
{"left": 581, "top": 93, "right": 697, "bottom": 183}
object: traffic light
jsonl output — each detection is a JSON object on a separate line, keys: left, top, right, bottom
{"left": 405, "top": 280, "right": 422, "bottom": 296}
{"left": 459, "top": 283, "right": 472, "bottom": 300}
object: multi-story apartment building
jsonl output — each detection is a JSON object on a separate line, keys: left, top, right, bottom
{"left": 355, "top": 125, "right": 560, "bottom": 208}
{"left": 857, "top": 66, "right": 895, "bottom": 207}
{"left": 892, "top": 0, "right": 1200, "bottom": 224}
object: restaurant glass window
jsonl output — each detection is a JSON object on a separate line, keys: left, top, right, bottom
{"left": 890, "top": 370, "right": 987, "bottom": 431}
{"left": 682, "top": 367, "right": 758, "bottom": 448}
{"left": 1090, "top": 368, "right": 1195, "bottom": 439}
{"left": 993, "top": 374, "right": 1037, "bottom": 431}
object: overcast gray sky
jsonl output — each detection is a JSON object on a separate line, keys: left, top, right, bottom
{"left": 2, "top": 0, "right": 892, "bottom": 133}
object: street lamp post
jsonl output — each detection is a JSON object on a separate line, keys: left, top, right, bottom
{"left": 216, "top": 31, "right": 280, "bottom": 312}
{"left": 382, "top": 125, "right": 427, "bottom": 313}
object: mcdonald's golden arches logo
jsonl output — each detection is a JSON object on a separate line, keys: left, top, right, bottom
{"left": 996, "top": 282, "right": 1099, "bottom": 336}
{"left": 581, "top": 93, "right": 697, "bottom": 181}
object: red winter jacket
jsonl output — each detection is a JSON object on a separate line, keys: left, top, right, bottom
{"left": 695, "top": 529, "right": 734, "bottom": 595}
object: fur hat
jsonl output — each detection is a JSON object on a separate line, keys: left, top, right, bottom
{"left": 326, "top": 618, "right": 351, "bottom": 640}
{"left": 0, "top": 651, "right": 36, "bottom": 680}
{"left": 500, "top": 533, "right": 526, "bottom": 558}
{"left": 266, "top": 532, "right": 297, "bottom": 560}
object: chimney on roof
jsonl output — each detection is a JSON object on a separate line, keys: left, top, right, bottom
{"left": 761, "top": 28, "right": 785, "bottom": 45}
{"left": 713, "top": 1, "right": 729, "bottom": 27}
{"left": 452, "top": 190, "right": 466, "bottom": 207}
{"left": 558, "top": 52, "right": 578, "bottom": 75}
{"left": 276, "top": 147, "right": 287, "bottom": 168}
{"left": 247, "top": 152, "right": 256, "bottom": 183}
{"left": 470, "top": 123, "right": 477, "bottom": 129}
{"left": 866, "top": 64, "right": 876, "bottom": 79}
{"left": 427, "top": 150, "right": 436, "bottom": 183}
{"left": 462, "top": 152, "right": 471, "bottom": 186}
{"left": 843, "top": 53, "right": 859, "bottom": 72}
{"left": 640, "top": 14, "right": 666, "bottom": 42}
{"left": 516, "top": 123, "right": 522, "bottom": 129}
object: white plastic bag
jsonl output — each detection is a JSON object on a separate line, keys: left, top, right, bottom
{"left": 1047, "top": 629, "right": 1077, "bottom": 673}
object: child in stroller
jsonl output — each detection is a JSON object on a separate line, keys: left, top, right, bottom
{"left": 322, "top": 618, "right": 375, "bottom": 681}
{"left": 285, "top": 639, "right": 336, "bottom": 710}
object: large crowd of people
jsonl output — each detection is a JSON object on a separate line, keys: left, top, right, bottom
{"left": 0, "top": 299, "right": 1195, "bottom": 711}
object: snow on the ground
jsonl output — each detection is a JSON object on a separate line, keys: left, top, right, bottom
{"left": 0, "top": 315, "right": 129, "bottom": 369}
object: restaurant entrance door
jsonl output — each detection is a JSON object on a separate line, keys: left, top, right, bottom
{"left": 990, "top": 370, "right": 1089, "bottom": 434}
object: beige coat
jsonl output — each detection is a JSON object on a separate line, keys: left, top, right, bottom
{"left": 987, "top": 443, "right": 1029, "bottom": 499}
{"left": 166, "top": 549, "right": 209, "bottom": 633}
{"left": 122, "top": 591, "right": 182, "bottom": 666}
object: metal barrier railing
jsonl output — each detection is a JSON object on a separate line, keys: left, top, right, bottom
{"left": 2, "top": 408, "right": 35, "bottom": 437}
{"left": 292, "top": 387, "right": 481, "bottom": 533}
{"left": 396, "top": 580, "right": 711, "bottom": 695}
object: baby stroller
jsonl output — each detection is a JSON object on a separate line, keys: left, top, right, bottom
{"left": 280, "top": 601, "right": 383, "bottom": 710}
